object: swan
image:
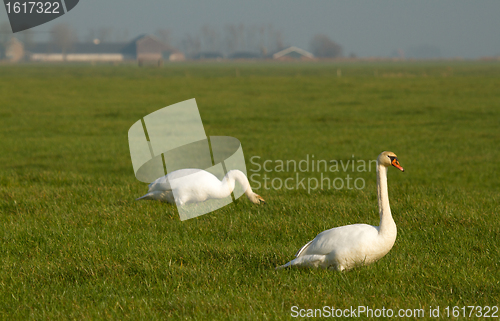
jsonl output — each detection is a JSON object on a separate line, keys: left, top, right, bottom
{"left": 136, "top": 168, "right": 265, "bottom": 206}
{"left": 277, "top": 151, "right": 404, "bottom": 271}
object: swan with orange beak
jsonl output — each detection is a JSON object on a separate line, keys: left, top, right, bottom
{"left": 277, "top": 151, "right": 404, "bottom": 271}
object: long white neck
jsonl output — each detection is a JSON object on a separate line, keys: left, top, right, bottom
{"left": 377, "top": 163, "right": 396, "bottom": 237}
{"left": 222, "top": 170, "right": 252, "bottom": 197}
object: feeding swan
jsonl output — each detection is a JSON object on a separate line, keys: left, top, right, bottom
{"left": 277, "top": 151, "right": 404, "bottom": 271}
{"left": 137, "top": 169, "right": 265, "bottom": 206}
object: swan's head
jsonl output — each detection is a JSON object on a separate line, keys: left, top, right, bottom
{"left": 248, "top": 193, "right": 266, "bottom": 205}
{"left": 378, "top": 151, "right": 404, "bottom": 172}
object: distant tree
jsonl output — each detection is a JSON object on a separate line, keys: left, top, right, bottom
{"left": 113, "top": 29, "right": 129, "bottom": 42}
{"left": 180, "top": 33, "right": 200, "bottom": 58}
{"left": 224, "top": 24, "right": 239, "bottom": 54}
{"left": 172, "top": 23, "right": 287, "bottom": 57}
{"left": 84, "top": 28, "right": 96, "bottom": 43}
{"left": 235, "top": 23, "right": 245, "bottom": 51}
{"left": 258, "top": 25, "right": 267, "bottom": 55}
{"left": 224, "top": 23, "right": 261, "bottom": 55}
{"left": 18, "top": 29, "right": 34, "bottom": 49}
{"left": 310, "top": 34, "right": 342, "bottom": 58}
{"left": 273, "top": 30, "right": 285, "bottom": 51}
{"left": 200, "top": 25, "right": 219, "bottom": 52}
{"left": 244, "top": 25, "right": 258, "bottom": 52}
{"left": 86, "top": 27, "right": 127, "bottom": 43}
{"left": 155, "top": 29, "right": 172, "bottom": 47}
{"left": 257, "top": 24, "right": 286, "bottom": 55}
{"left": 0, "top": 22, "right": 12, "bottom": 48}
{"left": 96, "top": 27, "right": 113, "bottom": 43}
{"left": 50, "top": 23, "right": 77, "bottom": 55}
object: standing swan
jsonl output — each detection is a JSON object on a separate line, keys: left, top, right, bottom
{"left": 277, "top": 151, "right": 404, "bottom": 271}
{"left": 137, "top": 169, "right": 265, "bottom": 206}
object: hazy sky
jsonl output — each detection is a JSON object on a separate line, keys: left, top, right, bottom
{"left": 2, "top": 0, "right": 500, "bottom": 58}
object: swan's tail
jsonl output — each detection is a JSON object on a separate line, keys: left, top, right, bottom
{"left": 276, "top": 257, "right": 305, "bottom": 270}
{"left": 136, "top": 193, "right": 155, "bottom": 201}
{"left": 276, "top": 255, "right": 326, "bottom": 270}
{"left": 276, "top": 260, "right": 294, "bottom": 270}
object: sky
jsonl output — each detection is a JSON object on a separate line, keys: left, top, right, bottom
{"left": 2, "top": 0, "right": 500, "bottom": 58}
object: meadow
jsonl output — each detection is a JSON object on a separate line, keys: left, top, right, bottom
{"left": 0, "top": 62, "right": 498, "bottom": 319}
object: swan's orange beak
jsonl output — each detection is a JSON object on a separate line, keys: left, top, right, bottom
{"left": 391, "top": 158, "right": 404, "bottom": 172}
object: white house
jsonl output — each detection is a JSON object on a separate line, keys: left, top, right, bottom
{"left": 273, "top": 46, "right": 314, "bottom": 60}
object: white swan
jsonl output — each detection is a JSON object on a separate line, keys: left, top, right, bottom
{"left": 136, "top": 169, "right": 265, "bottom": 206}
{"left": 277, "top": 151, "right": 404, "bottom": 271}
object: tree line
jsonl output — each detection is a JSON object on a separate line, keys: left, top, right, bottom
{"left": 0, "top": 22, "right": 343, "bottom": 58}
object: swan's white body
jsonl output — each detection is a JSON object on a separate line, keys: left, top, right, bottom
{"left": 278, "top": 151, "right": 404, "bottom": 271}
{"left": 137, "top": 169, "right": 265, "bottom": 206}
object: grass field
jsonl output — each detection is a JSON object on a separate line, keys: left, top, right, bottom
{"left": 0, "top": 62, "right": 499, "bottom": 319}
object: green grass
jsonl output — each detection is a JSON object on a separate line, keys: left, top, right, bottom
{"left": 0, "top": 62, "right": 499, "bottom": 319}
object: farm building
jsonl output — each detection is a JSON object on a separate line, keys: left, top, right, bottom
{"left": 13, "top": 35, "right": 184, "bottom": 63}
{"left": 4, "top": 37, "right": 24, "bottom": 62}
{"left": 28, "top": 42, "right": 133, "bottom": 62}
{"left": 273, "top": 46, "right": 314, "bottom": 60}
{"left": 129, "top": 35, "right": 185, "bottom": 64}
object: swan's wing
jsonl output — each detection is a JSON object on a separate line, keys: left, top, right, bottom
{"left": 295, "top": 240, "right": 314, "bottom": 257}
{"left": 147, "top": 169, "right": 205, "bottom": 192}
{"left": 165, "top": 168, "right": 204, "bottom": 180}
{"left": 147, "top": 175, "right": 172, "bottom": 192}
{"left": 298, "top": 224, "right": 379, "bottom": 257}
